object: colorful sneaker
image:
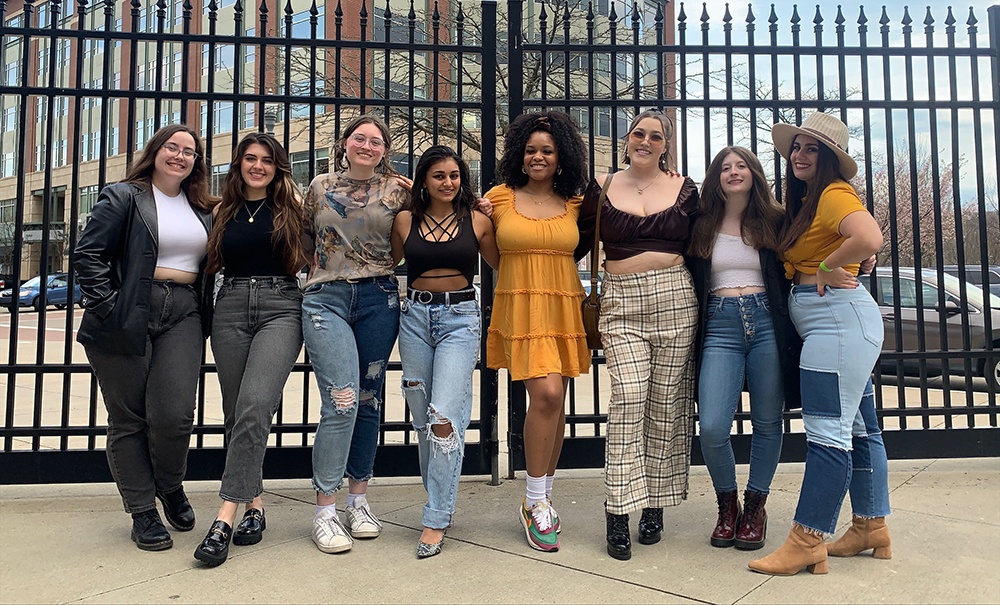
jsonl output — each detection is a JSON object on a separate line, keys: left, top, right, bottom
{"left": 345, "top": 497, "right": 382, "bottom": 539}
{"left": 548, "top": 497, "right": 562, "bottom": 534}
{"left": 520, "top": 498, "right": 559, "bottom": 552}
{"left": 312, "top": 513, "right": 353, "bottom": 553}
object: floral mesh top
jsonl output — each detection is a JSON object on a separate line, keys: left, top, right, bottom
{"left": 302, "top": 171, "right": 408, "bottom": 287}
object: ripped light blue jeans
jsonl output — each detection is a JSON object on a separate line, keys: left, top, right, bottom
{"left": 302, "top": 276, "right": 400, "bottom": 494}
{"left": 789, "top": 285, "right": 891, "bottom": 534}
{"left": 398, "top": 295, "right": 481, "bottom": 529}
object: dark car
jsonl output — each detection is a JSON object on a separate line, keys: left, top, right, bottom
{"left": 0, "top": 273, "right": 83, "bottom": 312}
{"left": 941, "top": 265, "right": 1000, "bottom": 298}
{"left": 859, "top": 268, "right": 1000, "bottom": 389}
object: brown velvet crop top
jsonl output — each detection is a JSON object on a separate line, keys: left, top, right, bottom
{"left": 575, "top": 176, "right": 699, "bottom": 262}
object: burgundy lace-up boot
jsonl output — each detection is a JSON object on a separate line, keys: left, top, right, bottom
{"left": 734, "top": 491, "right": 768, "bottom": 550}
{"left": 711, "top": 490, "right": 741, "bottom": 548}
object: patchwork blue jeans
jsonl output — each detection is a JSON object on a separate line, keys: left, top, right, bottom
{"left": 788, "top": 285, "right": 891, "bottom": 533}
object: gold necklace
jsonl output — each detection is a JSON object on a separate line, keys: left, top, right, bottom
{"left": 522, "top": 189, "right": 555, "bottom": 206}
{"left": 628, "top": 168, "right": 660, "bottom": 195}
{"left": 245, "top": 199, "right": 267, "bottom": 223}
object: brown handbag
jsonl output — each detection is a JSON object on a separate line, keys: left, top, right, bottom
{"left": 581, "top": 174, "right": 613, "bottom": 350}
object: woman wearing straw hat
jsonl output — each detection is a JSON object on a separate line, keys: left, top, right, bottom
{"left": 748, "top": 112, "right": 891, "bottom": 576}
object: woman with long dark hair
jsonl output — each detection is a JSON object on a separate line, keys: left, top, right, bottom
{"left": 302, "top": 114, "right": 409, "bottom": 554}
{"left": 486, "top": 110, "right": 590, "bottom": 553}
{"left": 577, "top": 110, "right": 699, "bottom": 561}
{"left": 749, "top": 112, "right": 889, "bottom": 576}
{"left": 686, "top": 146, "right": 801, "bottom": 552}
{"left": 75, "top": 124, "right": 214, "bottom": 551}
{"left": 193, "top": 133, "right": 307, "bottom": 566}
{"left": 390, "top": 145, "right": 499, "bottom": 558}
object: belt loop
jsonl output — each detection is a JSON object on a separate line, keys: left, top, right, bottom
{"left": 444, "top": 291, "right": 451, "bottom": 306}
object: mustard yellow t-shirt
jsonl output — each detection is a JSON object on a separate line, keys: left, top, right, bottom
{"left": 782, "top": 180, "right": 868, "bottom": 279}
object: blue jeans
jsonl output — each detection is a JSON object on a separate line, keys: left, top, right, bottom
{"left": 302, "top": 277, "right": 400, "bottom": 494}
{"left": 398, "top": 294, "right": 481, "bottom": 529}
{"left": 788, "top": 285, "right": 891, "bottom": 533}
{"left": 212, "top": 276, "right": 303, "bottom": 502}
{"left": 698, "top": 293, "right": 784, "bottom": 494}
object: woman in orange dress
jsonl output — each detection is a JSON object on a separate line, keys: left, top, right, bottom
{"left": 485, "top": 111, "right": 590, "bottom": 553}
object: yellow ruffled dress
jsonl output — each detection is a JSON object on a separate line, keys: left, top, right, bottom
{"left": 484, "top": 185, "right": 591, "bottom": 380}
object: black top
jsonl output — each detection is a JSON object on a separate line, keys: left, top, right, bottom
{"left": 221, "top": 200, "right": 289, "bottom": 277}
{"left": 403, "top": 214, "right": 479, "bottom": 288}
{"left": 576, "top": 176, "right": 700, "bottom": 261}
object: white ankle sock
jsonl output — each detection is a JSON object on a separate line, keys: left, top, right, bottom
{"left": 347, "top": 493, "right": 365, "bottom": 508}
{"left": 545, "top": 475, "right": 554, "bottom": 499}
{"left": 314, "top": 504, "right": 336, "bottom": 521}
{"left": 526, "top": 474, "right": 546, "bottom": 507}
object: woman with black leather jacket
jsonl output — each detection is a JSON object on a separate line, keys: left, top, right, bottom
{"left": 685, "top": 146, "right": 801, "bottom": 553}
{"left": 75, "top": 124, "right": 215, "bottom": 552}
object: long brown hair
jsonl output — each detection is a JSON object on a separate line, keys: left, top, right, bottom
{"left": 776, "top": 138, "right": 844, "bottom": 253}
{"left": 332, "top": 114, "right": 398, "bottom": 175}
{"left": 124, "top": 124, "right": 214, "bottom": 211}
{"left": 205, "top": 133, "right": 307, "bottom": 275}
{"left": 688, "top": 146, "right": 783, "bottom": 258}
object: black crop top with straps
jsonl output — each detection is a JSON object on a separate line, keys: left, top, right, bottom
{"left": 403, "top": 213, "right": 479, "bottom": 288}
{"left": 575, "top": 176, "right": 699, "bottom": 262}
{"left": 220, "top": 201, "right": 289, "bottom": 277}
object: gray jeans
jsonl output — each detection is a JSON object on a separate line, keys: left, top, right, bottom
{"left": 85, "top": 281, "right": 204, "bottom": 514}
{"left": 211, "top": 276, "right": 303, "bottom": 502}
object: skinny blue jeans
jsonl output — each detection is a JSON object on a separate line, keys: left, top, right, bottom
{"left": 302, "top": 277, "right": 400, "bottom": 495}
{"left": 789, "top": 285, "right": 891, "bottom": 534}
{"left": 398, "top": 294, "right": 481, "bottom": 529}
{"left": 698, "top": 293, "right": 784, "bottom": 495}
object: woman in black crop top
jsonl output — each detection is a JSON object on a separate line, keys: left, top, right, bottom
{"left": 193, "top": 133, "right": 307, "bottom": 567}
{"left": 576, "top": 110, "right": 700, "bottom": 561}
{"left": 389, "top": 146, "right": 499, "bottom": 558}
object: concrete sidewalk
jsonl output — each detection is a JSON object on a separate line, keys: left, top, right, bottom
{"left": 1, "top": 458, "right": 998, "bottom": 604}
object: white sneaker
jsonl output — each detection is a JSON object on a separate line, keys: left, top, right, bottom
{"left": 345, "top": 497, "right": 382, "bottom": 539}
{"left": 312, "top": 513, "right": 353, "bottom": 553}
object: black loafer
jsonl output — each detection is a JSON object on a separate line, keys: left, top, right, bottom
{"left": 637, "top": 507, "right": 663, "bottom": 545}
{"left": 233, "top": 508, "right": 266, "bottom": 546}
{"left": 194, "top": 520, "right": 233, "bottom": 567}
{"left": 131, "top": 509, "right": 173, "bottom": 551}
{"left": 157, "top": 488, "right": 195, "bottom": 532}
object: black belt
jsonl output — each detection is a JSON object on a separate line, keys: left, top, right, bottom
{"left": 224, "top": 276, "right": 298, "bottom": 285}
{"left": 406, "top": 288, "right": 476, "bottom": 305}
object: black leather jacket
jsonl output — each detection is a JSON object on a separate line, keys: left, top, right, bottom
{"left": 74, "top": 182, "right": 213, "bottom": 355}
{"left": 686, "top": 247, "right": 803, "bottom": 410}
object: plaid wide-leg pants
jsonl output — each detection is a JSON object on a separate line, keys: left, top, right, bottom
{"left": 599, "top": 264, "right": 698, "bottom": 515}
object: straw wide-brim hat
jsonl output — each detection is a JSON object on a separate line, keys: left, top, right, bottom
{"left": 771, "top": 112, "right": 858, "bottom": 180}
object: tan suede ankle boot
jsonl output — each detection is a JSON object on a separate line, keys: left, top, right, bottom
{"left": 826, "top": 516, "right": 892, "bottom": 559}
{"left": 747, "top": 524, "right": 828, "bottom": 575}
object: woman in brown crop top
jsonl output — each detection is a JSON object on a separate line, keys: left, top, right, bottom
{"left": 577, "top": 110, "right": 700, "bottom": 561}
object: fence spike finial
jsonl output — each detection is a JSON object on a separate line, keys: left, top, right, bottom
{"left": 944, "top": 5, "right": 955, "bottom": 27}
{"left": 310, "top": 0, "right": 317, "bottom": 17}
{"left": 966, "top": 6, "right": 976, "bottom": 27}
{"left": 746, "top": 4, "right": 755, "bottom": 24}
{"left": 923, "top": 6, "right": 933, "bottom": 27}
{"left": 587, "top": 1, "right": 594, "bottom": 21}
{"left": 857, "top": 5, "right": 867, "bottom": 25}
{"left": 701, "top": 2, "right": 710, "bottom": 23}
{"left": 769, "top": 3, "right": 778, "bottom": 24}
{"left": 539, "top": 0, "right": 547, "bottom": 21}
{"left": 258, "top": 0, "right": 268, "bottom": 16}
{"left": 359, "top": 0, "right": 367, "bottom": 19}
{"left": 285, "top": 0, "right": 293, "bottom": 18}
{"left": 814, "top": 4, "right": 822, "bottom": 24}
{"left": 632, "top": 1, "right": 640, "bottom": 26}
{"left": 678, "top": 2, "right": 687, "bottom": 22}
{"left": 723, "top": 3, "right": 732, "bottom": 23}
{"left": 456, "top": 0, "right": 464, "bottom": 24}
{"left": 901, "top": 6, "right": 911, "bottom": 26}
{"left": 432, "top": 0, "right": 439, "bottom": 24}
{"left": 879, "top": 6, "right": 890, "bottom": 27}
{"left": 334, "top": 0, "right": 342, "bottom": 18}
{"left": 609, "top": 1, "right": 618, "bottom": 22}
{"left": 835, "top": 5, "right": 844, "bottom": 24}
{"left": 791, "top": 4, "right": 800, "bottom": 24}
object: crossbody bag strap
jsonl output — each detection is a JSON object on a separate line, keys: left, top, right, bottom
{"left": 591, "top": 174, "right": 613, "bottom": 290}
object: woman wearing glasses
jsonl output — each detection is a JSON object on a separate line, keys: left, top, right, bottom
{"left": 577, "top": 110, "right": 700, "bottom": 561}
{"left": 301, "top": 114, "right": 410, "bottom": 554}
{"left": 76, "top": 124, "right": 215, "bottom": 551}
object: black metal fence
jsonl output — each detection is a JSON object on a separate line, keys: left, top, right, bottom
{"left": 0, "top": 0, "right": 997, "bottom": 485}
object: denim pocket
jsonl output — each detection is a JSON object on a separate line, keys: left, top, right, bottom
{"left": 450, "top": 300, "right": 480, "bottom": 315}
{"left": 215, "top": 283, "right": 232, "bottom": 302}
{"left": 276, "top": 282, "right": 303, "bottom": 302}
{"left": 851, "top": 300, "right": 884, "bottom": 348}
{"left": 303, "top": 283, "right": 324, "bottom": 296}
{"left": 400, "top": 298, "right": 412, "bottom": 313}
{"left": 375, "top": 276, "right": 399, "bottom": 294}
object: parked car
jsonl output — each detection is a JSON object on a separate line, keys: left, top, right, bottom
{"left": 0, "top": 273, "right": 83, "bottom": 312}
{"left": 941, "top": 265, "right": 1000, "bottom": 298}
{"left": 579, "top": 269, "right": 602, "bottom": 296}
{"left": 859, "top": 268, "right": 1000, "bottom": 390}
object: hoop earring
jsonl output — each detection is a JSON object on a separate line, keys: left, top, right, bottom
{"left": 421, "top": 187, "right": 429, "bottom": 203}
{"left": 556, "top": 167, "right": 562, "bottom": 175}
{"left": 521, "top": 166, "right": 528, "bottom": 175}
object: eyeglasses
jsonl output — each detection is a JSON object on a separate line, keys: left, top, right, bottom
{"left": 629, "top": 131, "right": 665, "bottom": 143}
{"left": 349, "top": 133, "right": 385, "bottom": 149}
{"left": 161, "top": 142, "right": 199, "bottom": 160}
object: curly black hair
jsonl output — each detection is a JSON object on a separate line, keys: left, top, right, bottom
{"left": 496, "top": 111, "right": 588, "bottom": 199}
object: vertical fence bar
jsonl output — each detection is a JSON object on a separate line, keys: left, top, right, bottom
{"left": 480, "top": 0, "right": 499, "bottom": 485}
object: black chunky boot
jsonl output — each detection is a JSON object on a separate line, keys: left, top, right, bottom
{"left": 131, "top": 509, "right": 173, "bottom": 551}
{"left": 605, "top": 509, "right": 632, "bottom": 561}
{"left": 637, "top": 507, "right": 663, "bottom": 545}
{"left": 156, "top": 487, "right": 195, "bottom": 531}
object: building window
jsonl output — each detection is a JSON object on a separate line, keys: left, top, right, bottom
{"left": 36, "top": 97, "right": 47, "bottom": 123}
{"left": 4, "top": 62, "right": 18, "bottom": 86}
{"left": 290, "top": 149, "right": 329, "bottom": 190}
{"left": 1, "top": 106, "right": 15, "bottom": 133}
{"left": 35, "top": 144, "right": 46, "bottom": 171}
{"left": 289, "top": 7, "right": 325, "bottom": 38}
{"left": 210, "top": 164, "right": 227, "bottom": 196}
{"left": 53, "top": 139, "right": 67, "bottom": 167}
{"left": 107, "top": 126, "right": 119, "bottom": 156}
{"left": 1, "top": 153, "right": 14, "bottom": 178}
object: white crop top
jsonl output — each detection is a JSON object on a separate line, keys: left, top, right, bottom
{"left": 710, "top": 232, "right": 764, "bottom": 292}
{"left": 152, "top": 185, "right": 207, "bottom": 273}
